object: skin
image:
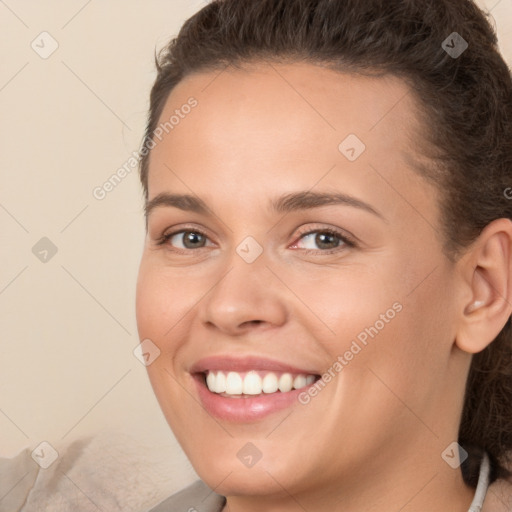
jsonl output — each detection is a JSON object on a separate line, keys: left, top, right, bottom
{"left": 136, "top": 62, "right": 512, "bottom": 512}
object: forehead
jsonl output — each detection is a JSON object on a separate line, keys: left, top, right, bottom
{"left": 147, "top": 62, "right": 432, "bottom": 215}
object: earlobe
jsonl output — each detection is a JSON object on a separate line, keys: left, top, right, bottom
{"left": 455, "top": 218, "right": 512, "bottom": 354}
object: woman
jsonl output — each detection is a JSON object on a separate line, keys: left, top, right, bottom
{"left": 135, "top": 0, "right": 512, "bottom": 510}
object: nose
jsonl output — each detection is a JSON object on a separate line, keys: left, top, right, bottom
{"left": 199, "top": 257, "right": 288, "bottom": 336}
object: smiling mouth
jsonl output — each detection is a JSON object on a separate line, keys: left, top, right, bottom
{"left": 202, "top": 370, "right": 320, "bottom": 397}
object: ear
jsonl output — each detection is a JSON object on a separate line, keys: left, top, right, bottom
{"left": 456, "top": 218, "right": 512, "bottom": 354}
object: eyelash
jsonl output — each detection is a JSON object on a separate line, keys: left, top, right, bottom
{"left": 156, "top": 225, "right": 357, "bottom": 255}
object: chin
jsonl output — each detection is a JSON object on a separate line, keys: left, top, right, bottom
{"left": 198, "top": 463, "right": 296, "bottom": 498}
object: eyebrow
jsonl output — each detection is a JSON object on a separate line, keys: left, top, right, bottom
{"left": 145, "top": 191, "right": 385, "bottom": 220}
{"left": 145, "top": 193, "right": 210, "bottom": 217}
{"left": 271, "top": 191, "right": 384, "bottom": 219}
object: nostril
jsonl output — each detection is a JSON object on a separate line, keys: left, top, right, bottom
{"left": 240, "top": 320, "right": 264, "bottom": 328}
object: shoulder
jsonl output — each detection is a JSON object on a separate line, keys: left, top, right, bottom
{"left": 147, "top": 480, "right": 226, "bottom": 512}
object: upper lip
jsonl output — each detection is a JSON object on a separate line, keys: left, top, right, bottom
{"left": 190, "top": 355, "right": 319, "bottom": 375}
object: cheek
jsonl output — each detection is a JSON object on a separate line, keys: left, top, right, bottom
{"left": 135, "top": 262, "right": 194, "bottom": 422}
{"left": 284, "top": 262, "right": 405, "bottom": 356}
{"left": 135, "top": 257, "right": 200, "bottom": 345}
{"left": 290, "top": 256, "right": 449, "bottom": 398}
{"left": 135, "top": 259, "right": 194, "bottom": 405}
{"left": 350, "top": 267, "right": 457, "bottom": 411}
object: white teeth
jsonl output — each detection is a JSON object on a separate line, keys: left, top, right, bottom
{"left": 242, "top": 371, "right": 262, "bottom": 395}
{"left": 206, "top": 372, "right": 216, "bottom": 391}
{"left": 225, "top": 372, "right": 243, "bottom": 395}
{"left": 214, "top": 371, "right": 226, "bottom": 393}
{"left": 262, "top": 373, "right": 279, "bottom": 393}
{"left": 278, "top": 373, "right": 293, "bottom": 392}
{"left": 205, "top": 371, "right": 316, "bottom": 396}
{"left": 306, "top": 375, "right": 316, "bottom": 385}
{"left": 293, "top": 374, "right": 307, "bottom": 390}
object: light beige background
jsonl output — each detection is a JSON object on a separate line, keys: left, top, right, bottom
{"left": 0, "top": 0, "right": 511, "bottom": 482}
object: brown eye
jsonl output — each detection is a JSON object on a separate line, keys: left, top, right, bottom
{"left": 313, "top": 232, "right": 341, "bottom": 250}
{"left": 295, "top": 230, "right": 348, "bottom": 251}
{"left": 168, "top": 231, "right": 209, "bottom": 249}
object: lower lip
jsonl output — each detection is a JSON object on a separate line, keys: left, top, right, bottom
{"left": 193, "top": 374, "right": 313, "bottom": 422}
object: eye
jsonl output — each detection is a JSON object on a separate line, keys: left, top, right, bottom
{"left": 291, "top": 228, "right": 355, "bottom": 253}
{"left": 158, "top": 229, "right": 213, "bottom": 250}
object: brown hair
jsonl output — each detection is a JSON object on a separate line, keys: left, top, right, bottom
{"left": 139, "top": 0, "right": 512, "bottom": 487}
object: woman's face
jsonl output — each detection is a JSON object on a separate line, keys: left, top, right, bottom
{"left": 136, "top": 63, "right": 467, "bottom": 502}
